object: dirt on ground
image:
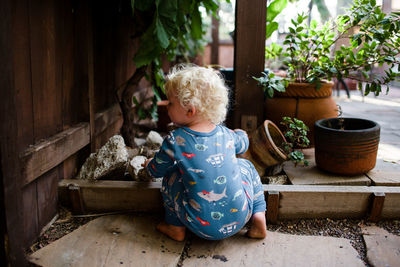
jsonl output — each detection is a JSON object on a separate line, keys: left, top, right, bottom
{"left": 28, "top": 206, "right": 399, "bottom": 267}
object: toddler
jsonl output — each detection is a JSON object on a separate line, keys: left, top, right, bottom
{"left": 144, "top": 64, "right": 267, "bottom": 241}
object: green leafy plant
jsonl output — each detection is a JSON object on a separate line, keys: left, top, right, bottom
{"left": 118, "top": 0, "right": 226, "bottom": 146}
{"left": 280, "top": 117, "right": 310, "bottom": 166}
{"left": 253, "top": 70, "right": 288, "bottom": 98}
{"left": 257, "top": 0, "right": 400, "bottom": 96}
{"left": 266, "top": 0, "right": 288, "bottom": 39}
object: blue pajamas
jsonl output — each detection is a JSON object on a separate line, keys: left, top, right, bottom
{"left": 147, "top": 126, "right": 266, "bottom": 240}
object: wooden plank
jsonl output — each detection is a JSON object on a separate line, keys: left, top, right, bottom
{"left": 28, "top": 215, "right": 185, "bottom": 267}
{"left": 381, "top": 193, "right": 400, "bottom": 219}
{"left": 68, "top": 184, "right": 86, "bottom": 215}
{"left": 94, "top": 115, "right": 123, "bottom": 151}
{"left": 263, "top": 185, "right": 400, "bottom": 193}
{"left": 265, "top": 185, "right": 400, "bottom": 219}
{"left": 368, "top": 192, "right": 385, "bottom": 222}
{"left": 60, "top": 0, "right": 78, "bottom": 129}
{"left": 21, "top": 123, "right": 90, "bottom": 186}
{"left": 0, "top": 0, "right": 28, "bottom": 264}
{"left": 183, "top": 230, "right": 363, "bottom": 266}
{"left": 277, "top": 191, "right": 370, "bottom": 219}
{"left": 59, "top": 180, "right": 400, "bottom": 219}
{"left": 29, "top": 0, "right": 62, "bottom": 142}
{"left": 22, "top": 181, "right": 39, "bottom": 250}
{"left": 87, "top": 0, "right": 96, "bottom": 153}
{"left": 59, "top": 180, "right": 163, "bottom": 212}
{"left": 266, "top": 191, "right": 279, "bottom": 224}
{"left": 36, "top": 169, "right": 59, "bottom": 232}
{"left": 94, "top": 103, "right": 122, "bottom": 136}
{"left": 21, "top": 104, "right": 123, "bottom": 186}
{"left": 233, "top": 0, "right": 266, "bottom": 129}
{"left": 366, "top": 170, "right": 400, "bottom": 186}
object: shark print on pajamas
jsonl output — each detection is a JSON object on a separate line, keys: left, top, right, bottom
{"left": 146, "top": 125, "right": 266, "bottom": 240}
{"left": 197, "top": 188, "right": 227, "bottom": 202}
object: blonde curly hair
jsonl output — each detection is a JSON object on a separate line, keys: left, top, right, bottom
{"left": 165, "top": 64, "right": 229, "bottom": 125}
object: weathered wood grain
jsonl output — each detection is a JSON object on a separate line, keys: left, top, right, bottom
{"left": 21, "top": 123, "right": 90, "bottom": 186}
{"left": 59, "top": 180, "right": 163, "bottom": 212}
{"left": 28, "top": 215, "right": 185, "bottom": 267}
{"left": 182, "top": 230, "right": 363, "bottom": 266}
{"left": 368, "top": 192, "right": 385, "bottom": 222}
{"left": 233, "top": 0, "right": 266, "bottom": 129}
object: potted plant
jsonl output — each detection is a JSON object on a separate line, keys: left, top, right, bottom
{"left": 280, "top": 117, "right": 310, "bottom": 167}
{"left": 239, "top": 117, "right": 310, "bottom": 177}
{"left": 254, "top": 0, "right": 400, "bottom": 144}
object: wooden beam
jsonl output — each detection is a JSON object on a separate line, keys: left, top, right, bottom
{"left": 59, "top": 179, "right": 163, "bottom": 212}
{"left": 233, "top": 0, "right": 266, "bottom": 129}
{"left": 20, "top": 123, "right": 90, "bottom": 186}
{"left": 211, "top": 11, "right": 219, "bottom": 65}
{"left": 20, "top": 103, "right": 123, "bottom": 186}
{"left": 0, "top": 0, "right": 26, "bottom": 264}
{"left": 58, "top": 181, "right": 400, "bottom": 220}
{"left": 265, "top": 185, "right": 400, "bottom": 220}
{"left": 368, "top": 192, "right": 385, "bottom": 222}
{"left": 86, "top": 0, "right": 96, "bottom": 153}
{"left": 266, "top": 191, "right": 279, "bottom": 224}
{"left": 68, "top": 184, "right": 86, "bottom": 215}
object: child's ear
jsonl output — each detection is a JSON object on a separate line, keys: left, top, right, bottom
{"left": 187, "top": 105, "right": 196, "bottom": 117}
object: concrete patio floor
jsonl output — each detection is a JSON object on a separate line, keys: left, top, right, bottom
{"left": 28, "top": 87, "right": 400, "bottom": 266}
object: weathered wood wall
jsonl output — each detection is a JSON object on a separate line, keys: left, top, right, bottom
{"left": 0, "top": 0, "right": 139, "bottom": 264}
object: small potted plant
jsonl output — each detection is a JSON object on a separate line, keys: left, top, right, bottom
{"left": 280, "top": 117, "right": 310, "bottom": 167}
{"left": 254, "top": 0, "right": 400, "bottom": 143}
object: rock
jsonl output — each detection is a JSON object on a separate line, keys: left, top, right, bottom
{"left": 262, "top": 175, "right": 288, "bottom": 184}
{"left": 128, "top": 155, "right": 148, "bottom": 180}
{"left": 78, "top": 135, "right": 128, "bottom": 180}
{"left": 127, "top": 147, "right": 139, "bottom": 160}
{"left": 134, "top": 137, "right": 146, "bottom": 147}
{"left": 146, "top": 131, "right": 163, "bottom": 146}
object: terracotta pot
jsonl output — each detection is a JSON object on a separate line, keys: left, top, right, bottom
{"left": 314, "top": 118, "right": 380, "bottom": 176}
{"left": 240, "top": 120, "right": 287, "bottom": 176}
{"left": 264, "top": 82, "right": 338, "bottom": 146}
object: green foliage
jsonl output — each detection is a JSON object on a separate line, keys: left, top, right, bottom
{"left": 260, "top": 0, "right": 400, "bottom": 96}
{"left": 266, "top": 0, "right": 288, "bottom": 39}
{"left": 131, "top": 0, "right": 223, "bottom": 120}
{"left": 252, "top": 70, "right": 288, "bottom": 99}
{"left": 280, "top": 117, "right": 310, "bottom": 167}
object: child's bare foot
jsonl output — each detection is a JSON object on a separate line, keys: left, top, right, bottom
{"left": 156, "top": 221, "right": 186, "bottom": 241}
{"left": 246, "top": 212, "right": 267, "bottom": 239}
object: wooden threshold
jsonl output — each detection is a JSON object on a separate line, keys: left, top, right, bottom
{"left": 59, "top": 179, "right": 400, "bottom": 222}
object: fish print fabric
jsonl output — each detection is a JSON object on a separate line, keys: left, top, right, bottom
{"left": 147, "top": 126, "right": 266, "bottom": 240}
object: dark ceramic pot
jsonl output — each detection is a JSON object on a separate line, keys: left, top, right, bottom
{"left": 314, "top": 118, "right": 380, "bottom": 176}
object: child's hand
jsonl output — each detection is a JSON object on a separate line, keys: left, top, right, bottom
{"left": 142, "top": 158, "right": 153, "bottom": 168}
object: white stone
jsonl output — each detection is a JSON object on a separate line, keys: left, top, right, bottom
{"left": 78, "top": 135, "right": 128, "bottom": 180}
{"left": 134, "top": 137, "right": 146, "bottom": 147}
{"left": 146, "top": 130, "right": 163, "bottom": 146}
{"left": 128, "top": 155, "right": 147, "bottom": 178}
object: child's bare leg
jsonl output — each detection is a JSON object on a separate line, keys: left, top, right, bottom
{"left": 246, "top": 211, "right": 267, "bottom": 239}
{"left": 156, "top": 221, "right": 186, "bottom": 241}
